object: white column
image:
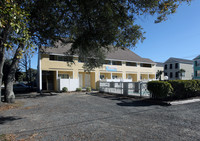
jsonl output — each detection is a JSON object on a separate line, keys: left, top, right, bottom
{"left": 111, "top": 72, "right": 113, "bottom": 79}
{"left": 38, "top": 53, "right": 42, "bottom": 91}
{"left": 56, "top": 70, "right": 58, "bottom": 91}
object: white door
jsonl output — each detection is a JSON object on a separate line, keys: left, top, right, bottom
{"left": 79, "top": 74, "right": 83, "bottom": 88}
{"left": 85, "top": 74, "right": 91, "bottom": 88}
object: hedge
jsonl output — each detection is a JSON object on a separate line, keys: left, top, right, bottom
{"left": 147, "top": 81, "right": 173, "bottom": 99}
{"left": 168, "top": 80, "right": 200, "bottom": 99}
{"left": 147, "top": 80, "right": 200, "bottom": 99}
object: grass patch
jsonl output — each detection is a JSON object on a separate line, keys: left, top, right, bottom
{"left": 0, "top": 101, "right": 24, "bottom": 112}
{"left": 0, "top": 134, "right": 17, "bottom": 141}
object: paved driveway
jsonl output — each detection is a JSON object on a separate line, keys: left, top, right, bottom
{"left": 0, "top": 93, "right": 200, "bottom": 141}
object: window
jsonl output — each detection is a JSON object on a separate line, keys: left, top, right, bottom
{"left": 50, "top": 55, "right": 73, "bottom": 62}
{"left": 164, "top": 72, "right": 168, "bottom": 76}
{"left": 196, "top": 60, "right": 200, "bottom": 66}
{"left": 112, "top": 75, "right": 118, "bottom": 79}
{"left": 140, "top": 63, "right": 151, "bottom": 68}
{"left": 100, "top": 75, "right": 105, "bottom": 79}
{"left": 165, "top": 64, "right": 167, "bottom": 69}
{"left": 58, "top": 56, "right": 73, "bottom": 62}
{"left": 181, "top": 72, "right": 185, "bottom": 77}
{"left": 58, "top": 74, "right": 69, "bottom": 79}
{"left": 170, "top": 72, "right": 173, "bottom": 78}
{"left": 112, "top": 61, "right": 122, "bottom": 65}
{"left": 126, "top": 62, "right": 137, "bottom": 66}
{"left": 170, "top": 64, "right": 173, "bottom": 69}
{"left": 175, "top": 72, "right": 179, "bottom": 78}
{"left": 49, "top": 55, "right": 56, "bottom": 60}
{"left": 197, "top": 70, "right": 200, "bottom": 77}
{"left": 104, "top": 60, "right": 111, "bottom": 65}
{"left": 175, "top": 63, "right": 179, "bottom": 69}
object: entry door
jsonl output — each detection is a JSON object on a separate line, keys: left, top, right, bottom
{"left": 79, "top": 74, "right": 83, "bottom": 88}
{"left": 85, "top": 74, "right": 91, "bottom": 88}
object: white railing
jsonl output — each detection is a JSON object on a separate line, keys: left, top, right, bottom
{"left": 99, "top": 81, "right": 150, "bottom": 97}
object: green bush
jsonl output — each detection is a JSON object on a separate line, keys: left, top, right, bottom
{"left": 76, "top": 88, "right": 82, "bottom": 92}
{"left": 86, "top": 87, "right": 91, "bottom": 92}
{"left": 62, "top": 87, "right": 68, "bottom": 92}
{"left": 168, "top": 80, "right": 198, "bottom": 99}
{"left": 147, "top": 81, "right": 173, "bottom": 99}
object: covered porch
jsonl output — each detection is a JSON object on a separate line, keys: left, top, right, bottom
{"left": 140, "top": 73, "right": 156, "bottom": 81}
{"left": 41, "top": 70, "right": 74, "bottom": 91}
{"left": 78, "top": 72, "right": 96, "bottom": 89}
{"left": 126, "top": 73, "right": 137, "bottom": 82}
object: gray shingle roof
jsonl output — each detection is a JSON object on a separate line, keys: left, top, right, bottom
{"left": 193, "top": 55, "right": 200, "bottom": 60}
{"left": 165, "top": 57, "right": 193, "bottom": 64}
{"left": 40, "top": 43, "right": 155, "bottom": 64}
{"left": 156, "top": 62, "right": 164, "bottom": 67}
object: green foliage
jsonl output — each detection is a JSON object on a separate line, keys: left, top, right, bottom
{"left": 156, "top": 70, "right": 163, "bottom": 80}
{"left": 148, "top": 80, "right": 200, "bottom": 100}
{"left": 62, "top": 87, "right": 68, "bottom": 92}
{"left": 147, "top": 81, "right": 173, "bottom": 99}
{"left": 168, "top": 80, "right": 198, "bottom": 99}
{"left": 86, "top": 87, "right": 91, "bottom": 92}
{"left": 76, "top": 88, "right": 82, "bottom": 92}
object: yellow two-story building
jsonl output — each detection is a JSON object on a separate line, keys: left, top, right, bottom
{"left": 38, "top": 43, "right": 157, "bottom": 91}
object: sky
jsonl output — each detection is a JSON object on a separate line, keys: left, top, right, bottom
{"left": 30, "top": 0, "right": 200, "bottom": 69}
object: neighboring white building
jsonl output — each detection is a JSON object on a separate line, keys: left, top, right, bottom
{"left": 164, "top": 57, "right": 193, "bottom": 80}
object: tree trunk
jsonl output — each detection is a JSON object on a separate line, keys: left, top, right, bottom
{"left": 4, "top": 43, "right": 24, "bottom": 103}
{"left": 0, "top": 50, "right": 5, "bottom": 102}
{"left": 4, "top": 78, "right": 15, "bottom": 103}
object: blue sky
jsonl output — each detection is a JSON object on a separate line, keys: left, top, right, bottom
{"left": 31, "top": 0, "right": 200, "bottom": 69}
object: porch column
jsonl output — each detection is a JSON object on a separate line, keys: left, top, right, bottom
{"left": 56, "top": 70, "right": 58, "bottom": 91}
{"left": 111, "top": 72, "right": 113, "bottom": 79}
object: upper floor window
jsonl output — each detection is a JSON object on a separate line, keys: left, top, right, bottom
{"left": 104, "top": 60, "right": 111, "bottom": 65}
{"left": 49, "top": 55, "right": 57, "bottom": 60}
{"left": 112, "top": 61, "right": 122, "bottom": 65}
{"left": 140, "top": 63, "right": 151, "bottom": 68}
{"left": 195, "top": 60, "right": 200, "bottom": 67}
{"left": 126, "top": 62, "right": 137, "bottom": 67}
{"left": 170, "top": 64, "right": 173, "bottom": 69}
{"left": 49, "top": 55, "right": 73, "bottom": 62}
{"left": 175, "top": 63, "right": 179, "bottom": 69}
{"left": 165, "top": 64, "right": 167, "bottom": 69}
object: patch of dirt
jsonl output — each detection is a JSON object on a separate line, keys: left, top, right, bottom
{"left": 0, "top": 134, "right": 17, "bottom": 141}
{"left": 0, "top": 101, "right": 24, "bottom": 112}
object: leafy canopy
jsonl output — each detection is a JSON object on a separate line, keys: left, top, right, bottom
{"left": 1, "top": 0, "right": 191, "bottom": 70}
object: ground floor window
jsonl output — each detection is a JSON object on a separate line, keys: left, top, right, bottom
{"left": 196, "top": 70, "right": 200, "bottom": 77}
{"left": 58, "top": 74, "right": 69, "bottom": 79}
{"left": 112, "top": 75, "right": 118, "bottom": 79}
{"left": 100, "top": 75, "right": 105, "bottom": 80}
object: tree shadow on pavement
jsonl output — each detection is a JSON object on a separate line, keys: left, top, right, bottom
{"left": 15, "top": 93, "right": 59, "bottom": 99}
{"left": 0, "top": 116, "right": 22, "bottom": 124}
{"left": 89, "top": 92, "right": 170, "bottom": 107}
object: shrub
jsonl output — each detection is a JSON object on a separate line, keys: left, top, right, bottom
{"left": 147, "top": 81, "right": 173, "bottom": 99}
{"left": 76, "top": 88, "right": 82, "bottom": 92}
{"left": 62, "top": 87, "right": 68, "bottom": 92}
{"left": 168, "top": 80, "right": 198, "bottom": 99}
{"left": 86, "top": 87, "right": 91, "bottom": 92}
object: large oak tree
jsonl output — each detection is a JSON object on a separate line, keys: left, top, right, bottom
{"left": 0, "top": 0, "right": 191, "bottom": 102}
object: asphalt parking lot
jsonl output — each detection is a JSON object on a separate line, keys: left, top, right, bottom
{"left": 0, "top": 92, "right": 200, "bottom": 141}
